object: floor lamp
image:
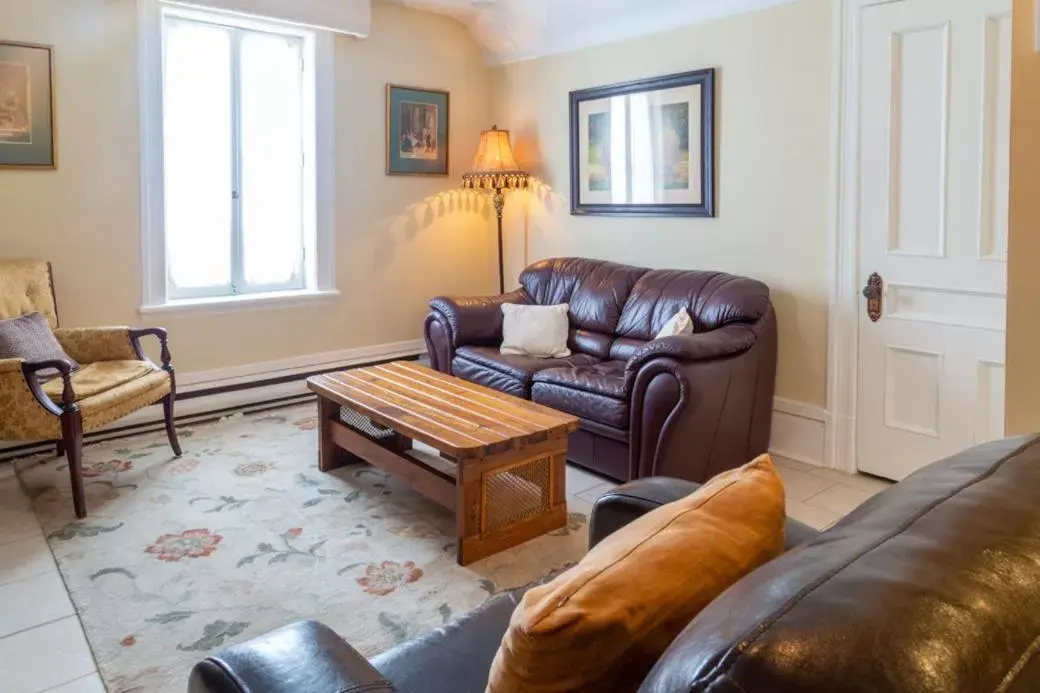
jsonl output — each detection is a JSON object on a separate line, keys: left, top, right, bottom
{"left": 462, "top": 126, "right": 529, "bottom": 295}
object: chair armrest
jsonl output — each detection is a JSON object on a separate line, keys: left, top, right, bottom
{"left": 188, "top": 621, "right": 396, "bottom": 693}
{"left": 429, "top": 289, "right": 530, "bottom": 347}
{"left": 54, "top": 326, "right": 138, "bottom": 363}
{"left": 128, "top": 327, "right": 172, "bottom": 369}
{"left": 22, "top": 359, "right": 75, "bottom": 414}
{"left": 625, "top": 324, "right": 759, "bottom": 375}
{"left": 589, "top": 477, "right": 820, "bottom": 551}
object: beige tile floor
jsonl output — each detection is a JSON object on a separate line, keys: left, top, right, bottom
{"left": 0, "top": 454, "right": 889, "bottom": 692}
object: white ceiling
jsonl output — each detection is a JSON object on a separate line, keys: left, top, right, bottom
{"left": 383, "top": 0, "right": 799, "bottom": 64}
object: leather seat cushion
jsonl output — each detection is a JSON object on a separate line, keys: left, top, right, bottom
{"left": 534, "top": 360, "right": 628, "bottom": 399}
{"left": 372, "top": 590, "right": 521, "bottom": 693}
{"left": 453, "top": 346, "right": 600, "bottom": 398}
{"left": 532, "top": 382, "right": 630, "bottom": 429}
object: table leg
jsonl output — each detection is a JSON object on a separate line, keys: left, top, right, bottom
{"left": 317, "top": 395, "right": 349, "bottom": 472}
{"left": 456, "top": 441, "right": 568, "bottom": 566}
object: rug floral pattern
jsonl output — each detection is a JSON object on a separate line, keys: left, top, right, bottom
{"left": 15, "top": 404, "right": 589, "bottom": 692}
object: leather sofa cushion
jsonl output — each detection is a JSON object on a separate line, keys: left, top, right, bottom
{"left": 453, "top": 347, "right": 600, "bottom": 398}
{"left": 532, "top": 361, "right": 629, "bottom": 428}
{"left": 520, "top": 258, "right": 648, "bottom": 336}
{"left": 532, "top": 382, "right": 629, "bottom": 429}
{"left": 486, "top": 456, "right": 785, "bottom": 693}
{"left": 616, "top": 270, "right": 770, "bottom": 339}
{"left": 608, "top": 337, "right": 648, "bottom": 362}
{"left": 535, "top": 360, "right": 628, "bottom": 398}
{"left": 373, "top": 590, "right": 521, "bottom": 693}
{"left": 569, "top": 329, "right": 614, "bottom": 359}
{"left": 640, "top": 436, "right": 1040, "bottom": 693}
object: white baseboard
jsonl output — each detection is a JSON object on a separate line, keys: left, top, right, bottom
{"left": 0, "top": 339, "right": 426, "bottom": 459}
{"left": 769, "top": 397, "right": 827, "bottom": 468}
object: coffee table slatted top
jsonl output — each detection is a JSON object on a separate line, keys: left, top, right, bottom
{"left": 307, "top": 361, "right": 580, "bottom": 459}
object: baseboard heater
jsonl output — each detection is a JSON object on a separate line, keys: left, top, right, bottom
{"left": 0, "top": 353, "right": 422, "bottom": 463}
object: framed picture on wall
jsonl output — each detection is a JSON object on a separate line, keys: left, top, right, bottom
{"left": 386, "top": 84, "right": 449, "bottom": 176}
{"left": 0, "top": 41, "right": 55, "bottom": 169}
{"left": 569, "top": 68, "right": 715, "bottom": 217}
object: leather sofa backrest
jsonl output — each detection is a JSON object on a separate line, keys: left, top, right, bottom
{"left": 639, "top": 436, "right": 1040, "bottom": 693}
{"left": 616, "top": 270, "right": 771, "bottom": 340}
{"left": 520, "top": 258, "right": 648, "bottom": 359}
{"left": 519, "top": 259, "right": 771, "bottom": 361}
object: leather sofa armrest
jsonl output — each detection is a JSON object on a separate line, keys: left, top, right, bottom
{"left": 589, "top": 477, "right": 701, "bottom": 548}
{"left": 589, "top": 477, "right": 820, "bottom": 551}
{"left": 429, "top": 289, "right": 530, "bottom": 347}
{"left": 625, "top": 324, "right": 759, "bottom": 375}
{"left": 188, "top": 620, "right": 396, "bottom": 693}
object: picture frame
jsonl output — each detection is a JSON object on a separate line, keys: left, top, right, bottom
{"left": 569, "top": 68, "right": 715, "bottom": 217}
{"left": 386, "top": 84, "right": 450, "bottom": 176}
{"left": 0, "top": 40, "right": 55, "bottom": 169}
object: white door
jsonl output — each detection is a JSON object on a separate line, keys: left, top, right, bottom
{"left": 856, "top": 0, "right": 1011, "bottom": 480}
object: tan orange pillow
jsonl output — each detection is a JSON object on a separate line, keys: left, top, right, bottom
{"left": 486, "top": 455, "right": 786, "bottom": 693}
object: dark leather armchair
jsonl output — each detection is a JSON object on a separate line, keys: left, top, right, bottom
{"left": 190, "top": 436, "right": 1040, "bottom": 693}
{"left": 424, "top": 258, "right": 778, "bottom": 484}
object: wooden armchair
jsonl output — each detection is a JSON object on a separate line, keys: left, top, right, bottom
{"left": 0, "top": 260, "right": 181, "bottom": 518}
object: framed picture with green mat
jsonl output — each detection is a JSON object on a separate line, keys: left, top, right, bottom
{"left": 0, "top": 41, "right": 55, "bottom": 169}
{"left": 386, "top": 84, "right": 449, "bottom": 176}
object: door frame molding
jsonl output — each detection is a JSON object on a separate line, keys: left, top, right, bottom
{"left": 826, "top": 0, "right": 905, "bottom": 474}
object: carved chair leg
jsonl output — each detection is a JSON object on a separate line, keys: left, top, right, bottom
{"left": 55, "top": 440, "right": 65, "bottom": 458}
{"left": 61, "top": 410, "right": 86, "bottom": 519}
{"left": 163, "top": 392, "right": 182, "bottom": 457}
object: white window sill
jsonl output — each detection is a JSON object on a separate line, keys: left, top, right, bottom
{"left": 140, "top": 289, "right": 340, "bottom": 318}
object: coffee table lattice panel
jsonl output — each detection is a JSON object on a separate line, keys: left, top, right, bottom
{"left": 483, "top": 456, "right": 552, "bottom": 534}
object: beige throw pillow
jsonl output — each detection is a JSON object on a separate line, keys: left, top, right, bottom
{"left": 486, "top": 455, "right": 786, "bottom": 693}
{"left": 501, "top": 304, "right": 571, "bottom": 358}
{"left": 654, "top": 308, "right": 694, "bottom": 339}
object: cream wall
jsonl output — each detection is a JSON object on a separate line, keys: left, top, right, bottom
{"left": 490, "top": 0, "right": 833, "bottom": 408}
{"left": 1006, "top": 0, "right": 1040, "bottom": 433}
{"left": 0, "top": 0, "right": 495, "bottom": 374}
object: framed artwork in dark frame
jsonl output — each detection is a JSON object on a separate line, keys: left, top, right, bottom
{"left": 0, "top": 40, "right": 56, "bottom": 169}
{"left": 569, "top": 68, "right": 715, "bottom": 217}
{"left": 386, "top": 84, "right": 450, "bottom": 176}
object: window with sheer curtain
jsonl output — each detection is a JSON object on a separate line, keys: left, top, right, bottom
{"left": 140, "top": 2, "right": 334, "bottom": 311}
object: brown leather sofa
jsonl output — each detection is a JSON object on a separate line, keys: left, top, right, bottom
{"left": 424, "top": 258, "right": 778, "bottom": 484}
{"left": 188, "top": 436, "right": 1040, "bottom": 692}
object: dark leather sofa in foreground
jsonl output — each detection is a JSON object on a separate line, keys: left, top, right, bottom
{"left": 424, "top": 258, "right": 778, "bottom": 484}
{"left": 189, "top": 436, "right": 1040, "bottom": 692}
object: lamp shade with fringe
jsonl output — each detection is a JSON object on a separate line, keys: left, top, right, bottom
{"left": 462, "top": 126, "right": 529, "bottom": 191}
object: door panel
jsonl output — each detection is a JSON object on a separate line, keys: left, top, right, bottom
{"left": 857, "top": 0, "right": 1010, "bottom": 480}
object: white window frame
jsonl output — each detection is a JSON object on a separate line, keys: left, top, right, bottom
{"left": 138, "top": 0, "right": 337, "bottom": 315}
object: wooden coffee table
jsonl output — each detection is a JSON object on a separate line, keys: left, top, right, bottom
{"left": 306, "top": 361, "right": 580, "bottom": 565}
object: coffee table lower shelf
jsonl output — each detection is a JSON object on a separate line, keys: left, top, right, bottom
{"left": 316, "top": 396, "right": 568, "bottom": 566}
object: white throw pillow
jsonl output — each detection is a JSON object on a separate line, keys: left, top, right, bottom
{"left": 655, "top": 308, "right": 694, "bottom": 340}
{"left": 501, "top": 304, "right": 572, "bottom": 358}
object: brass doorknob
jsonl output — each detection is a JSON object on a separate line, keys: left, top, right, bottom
{"left": 863, "top": 272, "right": 883, "bottom": 323}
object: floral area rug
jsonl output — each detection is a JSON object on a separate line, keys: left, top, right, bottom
{"left": 14, "top": 403, "right": 588, "bottom": 692}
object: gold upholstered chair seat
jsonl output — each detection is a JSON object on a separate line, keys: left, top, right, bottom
{"left": 0, "top": 260, "right": 181, "bottom": 518}
{"left": 44, "top": 361, "right": 172, "bottom": 427}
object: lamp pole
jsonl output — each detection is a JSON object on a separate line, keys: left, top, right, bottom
{"left": 493, "top": 188, "right": 506, "bottom": 295}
